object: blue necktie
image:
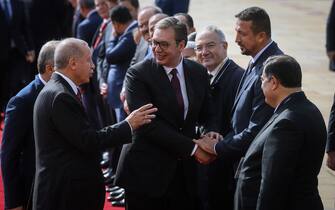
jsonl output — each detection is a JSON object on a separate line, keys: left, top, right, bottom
{"left": 3, "top": 0, "right": 11, "bottom": 22}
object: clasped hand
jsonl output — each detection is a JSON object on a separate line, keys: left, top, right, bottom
{"left": 193, "top": 132, "right": 222, "bottom": 165}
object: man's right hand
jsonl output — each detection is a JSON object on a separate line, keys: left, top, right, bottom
{"left": 194, "top": 146, "right": 216, "bottom": 165}
{"left": 126, "top": 104, "right": 157, "bottom": 130}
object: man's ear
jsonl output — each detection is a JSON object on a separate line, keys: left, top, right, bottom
{"left": 256, "top": 31, "right": 267, "bottom": 45}
{"left": 68, "top": 57, "right": 76, "bottom": 71}
{"left": 178, "top": 40, "right": 186, "bottom": 51}
{"left": 271, "top": 76, "right": 280, "bottom": 90}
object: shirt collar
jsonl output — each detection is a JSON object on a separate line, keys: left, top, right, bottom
{"left": 274, "top": 90, "right": 303, "bottom": 113}
{"left": 54, "top": 71, "right": 79, "bottom": 95}
{"left": 208, "top": 57, "right": 228, "bottom": 77}
{"left": 38, "top": 74, "right": 47, "bottom": 85}
{"left": 163, "top": 57, "right": 184, "bottom": 76}
{"left": 252, "top": 40, "right": 273, "bottom": 64}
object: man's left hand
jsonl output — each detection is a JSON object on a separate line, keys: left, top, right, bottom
{"left": 193, "top": 135, "right": 218, "bottom": 155}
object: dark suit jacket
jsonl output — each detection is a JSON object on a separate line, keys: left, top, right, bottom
{"left": 327, "top": 93, "right": 335, "bottom": 152}
{"left": 0, "top": 0, "right": 34, "bottom": 62}
{"left": 215, "top": 41, "right": 283, "bottom": 160}
{"left": 1, "top": 75, "right": 43, "bottom": 209}
{"left": 235, "top": 92, "right": 326, "bottom": 210}
{"left": 115, "top": 58, "right": 215, "bottom": 197}
{"left": 32, "top": 73, "right": 132, "bottom": 210}
{"left": 77, "top": 10, "right": 102, "bottom": 46}
{"left": 327, "top": 0, "right": 335, "bottom": 52}
{"left": 209, "top": 59, "right": 244, "bottom": 136}
{"left": 106, "top": 21, "right": 137, "bottom": 108}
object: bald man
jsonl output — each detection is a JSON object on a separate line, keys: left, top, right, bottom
{"left": 32, "top": 38, "right": 156, "bottom": 210}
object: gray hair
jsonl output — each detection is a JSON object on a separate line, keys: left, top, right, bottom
{"left": 37, "top": 40, "right": 60, "bottom": 74}
{"left": 139, "top": 5, "right": 162, "bottom": 14}
{"left": 204, "top": 25, "right": 226, "bottom": 42}
{"left": 54, "top": 38, "right": 88, "bottom": 70}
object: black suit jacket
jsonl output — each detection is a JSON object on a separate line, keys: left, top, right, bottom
{"left": 215, "top": 41, "right": 283, "bottom": 160}
{"left": 1, "top": 75, "right": 43, "bottom": 209}
{"left": 0, "top": 0, "right": 33, "bottom": 62}
{"left": 327, "top": 93, "right": 335, "bottom": 152}
{"left": 115, "top": 58, "right": 215, "bottom": 197}
{"left": 235, "top": 92, "right": 326, "bottom": 210}
{"left": 32, "top": 73, "right": 132, "bottom": 210}
{"left": 209, "top": 59, "right": 244, "bottom": 136}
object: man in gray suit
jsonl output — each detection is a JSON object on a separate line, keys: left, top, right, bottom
{"left": 235, "top": 55, "right": 326, "bottom": 210}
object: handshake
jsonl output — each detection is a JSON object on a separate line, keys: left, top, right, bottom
{"left": 193, "top": 132, "right": 222, "bottom": 165}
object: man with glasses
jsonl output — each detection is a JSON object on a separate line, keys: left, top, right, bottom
{"left": 115, "top": 17, "right": 218, "bottom": 210}
{"left": 195, "top": 26, "right": 243, "bottom": 210}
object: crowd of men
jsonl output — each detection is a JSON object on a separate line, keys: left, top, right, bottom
{"left": 1, "top": 0, "right": 334, "bottom": 210}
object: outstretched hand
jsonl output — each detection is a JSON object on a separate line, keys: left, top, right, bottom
{"left": 126, "top": 104, "right": 157, "bottom": 130}
{"left": 193, "top": 135, "right": 218, "bottom": 155}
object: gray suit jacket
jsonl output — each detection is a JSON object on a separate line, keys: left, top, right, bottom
{"left": 130, "top": 36, "right": 149, "bottom": 66}
{"left": 235, "top": 92, "right": 326, "bottom": 210}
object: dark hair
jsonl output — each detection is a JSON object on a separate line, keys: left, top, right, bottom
{"left": 263, "top": 55, "right": 302, "bottom": 88}
{"left": 110, "top": 5, "right": 132, "bottom": 24}
{"left": 174, "top": 13, "right": 194, "bottom": 29}
{"left": 155, "top": 17, "right": 188, "bottom": 46}
{"left": 79, "top": 0, "right": 95, "bottom": 10}
{"left": 235, "top": 7, "right": 271, "bottom": 37}
{"left": 119, "top": 0, "right": 139, "bottom": 9}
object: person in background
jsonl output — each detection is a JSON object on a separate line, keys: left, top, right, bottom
{"left": 1, "top": 40, "right": 59, "bottom": 210}
{"left": 155, "top": 0, "right": 189, "bottom": 16}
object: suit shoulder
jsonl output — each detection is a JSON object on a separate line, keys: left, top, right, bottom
{"left": 129, "top": 58, "right": 155, "bottom": 73}
{"left": 184, "top": 59, "right": 207, "bottom": 76}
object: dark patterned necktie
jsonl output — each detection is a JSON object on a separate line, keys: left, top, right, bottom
{"left": 76, "top": 88, "right": 83, "bottom": 105}
{"left": 170, "top": 69, "right": 184, "bottom": 118}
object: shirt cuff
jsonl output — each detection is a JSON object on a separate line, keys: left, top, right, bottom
{"left": 213, "top": 142, "right": 218, "bottom": 155}
{"left": 125, "top": 119, "right": 133, "bottom": 134}
{"left": 191, "top": 144, "right": 198, "bottom": 156}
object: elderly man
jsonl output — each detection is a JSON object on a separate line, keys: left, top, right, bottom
{"left": 1, "top": 41, "right": 59, "bottom": 210}
{"left": 32, "top": 38, "right": 156, "bottom": 210}
{"left": 235, "top": 55, "right": 326, "bottom": 210}
{"left": 195, "top": 26, "right": 243, "bottom": 210}
{"left": 130, "top": 6, "right": 162, "bottom": 66}
{"left": 115, "top": 17, "right": 217, "bottom": 210}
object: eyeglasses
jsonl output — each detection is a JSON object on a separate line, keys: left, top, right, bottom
{"left": 194, "top": 42, "right": 223, "bottom": 52}
{"left": 151, "top": 40, "right": 172, "bottom": 50}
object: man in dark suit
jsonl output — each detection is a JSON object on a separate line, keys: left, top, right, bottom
{"left": 77, "top": 0, "right": 102, "bottom": 46}
{"left": 0, "top": 0, "right": 35, "bottom": 113}
{"left": 195, "top": 26, "right": 244, "bottom": 210}
{"left": 32, "top": 38, "right": 157, "bottom": 210}
{"left": 155, "top": 0, "right": 189, "bottom": 16}
{"left": 326, "top": 0, "right": 335, "bottom": 71}
{"left": 327, "top": 94, "right": 335, "bottom": 171}
{"left": 1, "top": 40, "right": 59, "bottom": 210}
{"left": 106, "top": 5, "right": 138, "bottom": 123}
{"left": 235, "top": 55, "right": 327, "bottom": 210}
{"left": 115, "top": 17, "right": 217, "bottom": 210}
{"left": 195, "top": 7, "right": 283, "bottom": 164}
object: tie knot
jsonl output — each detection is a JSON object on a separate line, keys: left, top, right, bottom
{"left": 208, "top": 74, "right": 213, "bottom": 80}
{"left": 170, "top": 68, "right": 178, "bottom": 77}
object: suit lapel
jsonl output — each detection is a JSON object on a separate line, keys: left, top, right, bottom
{"left": 183, "top": 60, "right": 194, "bottom": 122}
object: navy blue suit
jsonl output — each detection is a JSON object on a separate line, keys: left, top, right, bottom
{"left": 106, "top": 21, "right": 137, "bottom": 113}
{"left": 1, "top": 75, "right": 44, "bottom": 209}
{"left": 215, "top": 41, "right": 283, "bottom": 160}
{"left": 155, "top": 0, "right": 189, "bottom": 16}
{"left": 327, "top": 93, "right": 335, "bottom": 153}
{"left": 77, "top": 10, "right": 102, "bottom": 46}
